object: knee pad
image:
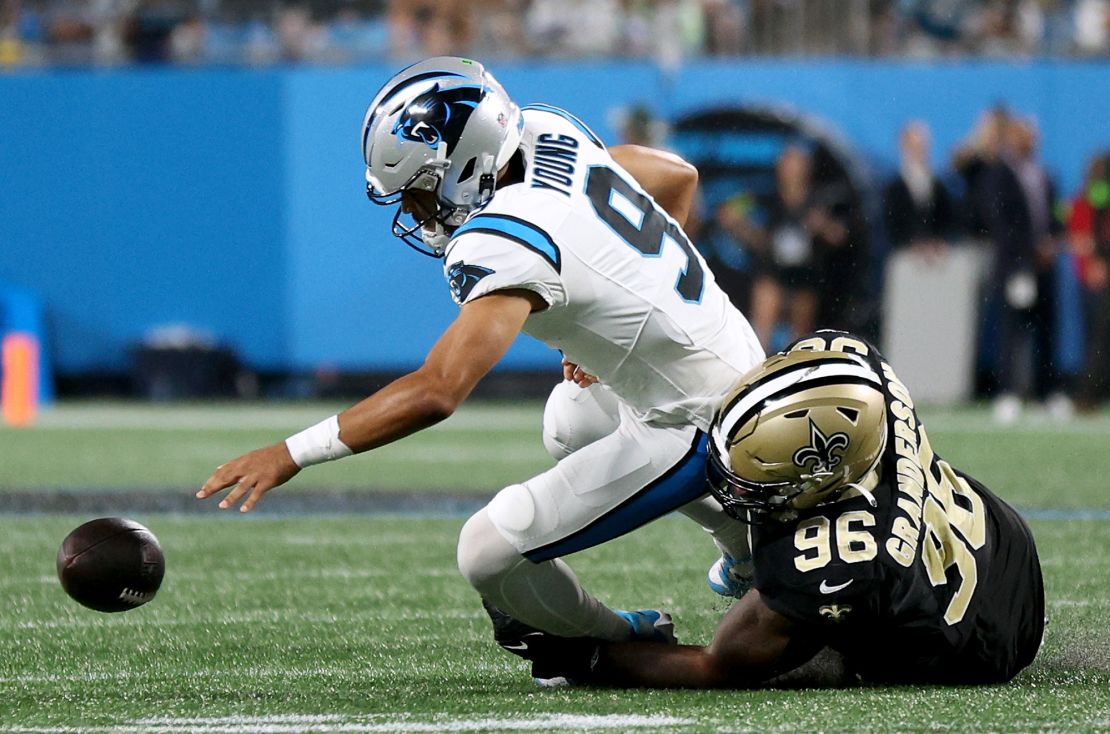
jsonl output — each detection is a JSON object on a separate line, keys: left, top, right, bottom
{"left": 456, "top": 506, "right": 525, "bottom": 593}
{"left": 542, "top": 381, "right": 621, "bottom": 460}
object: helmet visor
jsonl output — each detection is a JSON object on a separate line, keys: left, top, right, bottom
{"left": 365, "top": 166, "right": 442, "bottom": 206}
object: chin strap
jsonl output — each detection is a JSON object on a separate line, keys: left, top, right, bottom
{"left": 420, "top": 224, "right": 451, "bottom": 256}
{"left": 477, "top": 152, "right": 497, "bottom": 201}
{"left": 843, "top": 481, "right": 879, "bottom": 508}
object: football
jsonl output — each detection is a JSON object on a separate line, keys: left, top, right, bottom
{"left": 56, "top": 517, "right": 165, "bottom": 613}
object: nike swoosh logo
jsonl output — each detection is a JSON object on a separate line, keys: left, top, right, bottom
{"left": 819, "top": 579, "right": 854, "bottom": 594}
{"left": 502, "top": 632, "right": 543, "bottom": 651}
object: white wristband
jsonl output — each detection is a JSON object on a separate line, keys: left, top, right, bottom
{"left": 284, "top": 415, "right": 353, "bottom": 468}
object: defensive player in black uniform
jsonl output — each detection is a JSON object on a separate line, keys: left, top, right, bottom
{"left": 488, "top": 331, "right": 1045, "bottom": 686}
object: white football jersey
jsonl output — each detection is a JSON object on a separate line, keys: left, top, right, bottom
{"left": 442, "top": 105, "right": 764, "bottom": 430}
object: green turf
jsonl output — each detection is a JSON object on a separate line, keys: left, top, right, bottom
{"left": 0, "top": 401, "right": 554, "bottom": 494}
{"left": 2, "top": 402, "right": 1109, "bottom": 732}
{"left": 0, "top": 515, "right": 1106, "bottom": 733}
{"left": 3, "top": 401, "right": 1110, "bottom": 509}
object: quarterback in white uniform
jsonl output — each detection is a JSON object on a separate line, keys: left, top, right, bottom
{"left": 198, "top": 57, "right": 764, "bottom": 646}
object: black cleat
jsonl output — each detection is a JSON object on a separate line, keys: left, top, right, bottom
{"left": 480, "top": 598, "right": 601, "bottom": 686}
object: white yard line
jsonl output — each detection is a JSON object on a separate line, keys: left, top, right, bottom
{"left": 0, "top": 713, "right": 698, "bottom": 734}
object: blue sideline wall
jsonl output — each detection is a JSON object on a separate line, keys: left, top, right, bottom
{"left": 0, "top": 69, "right": 288, "bottom": 372}
{"left": 2, "top": 61, "right": 1108, "bottom": 374}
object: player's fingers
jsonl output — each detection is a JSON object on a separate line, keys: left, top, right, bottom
{"left": 196, "top": 470, "right": 238, "bottom": 499}
{"left": 239, "top": 482, "right": 271, "bottom": 513}
{"left": 218, "top": 481, "right": 253, "bottom": 510}
{"left": 563, "top": 361, "right": 576, "bottom": 381}
{"left": 571, "top": 367, "right": 597, "bottom": 387}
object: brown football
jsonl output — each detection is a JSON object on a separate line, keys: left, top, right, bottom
{"left": 56, "top": 517, "right": 165, "bottom": 613}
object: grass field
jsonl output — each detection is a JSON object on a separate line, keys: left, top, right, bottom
{"left": 2, "top": 401, "right": 1109, "bottom": 733}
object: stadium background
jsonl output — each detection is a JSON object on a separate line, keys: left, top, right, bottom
{"left": 0, "top": 60, "right": 1106, "bottom": 374}
{"left": 1, "top": 2, "right": 1109, "bottom": 403}
{"left": 2, "top": 3, "right": 1110, "bottom": 733}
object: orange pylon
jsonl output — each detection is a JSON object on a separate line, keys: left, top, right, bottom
{"left": 2, "top": 333, "right": 38, "bottom": 427}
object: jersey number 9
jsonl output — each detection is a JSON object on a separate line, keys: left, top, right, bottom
{"left": 585, "top": 166, "right": 705, "bottom": 303}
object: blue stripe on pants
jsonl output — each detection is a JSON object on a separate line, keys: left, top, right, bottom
{"left": 524, "top": 432, "right": 709, "bottom": 562}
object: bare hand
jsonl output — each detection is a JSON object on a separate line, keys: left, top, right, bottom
{"left": 196, "top": 443, "right": 300, "bottom": 513}
{"left": 562, "top": 358, "right": 598, "bottom": 388}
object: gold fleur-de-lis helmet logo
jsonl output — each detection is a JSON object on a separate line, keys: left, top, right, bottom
{"left": 792, "top": 420, "right": 850, "bottom": 473}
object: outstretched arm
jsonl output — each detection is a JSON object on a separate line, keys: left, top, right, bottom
{"left": 197, "top": 290, "right": 542, "bottom": 511}
{"left": 609, "top": 144, "right": 699, "bottom": 228}
{"left": 591, "top": 590, "right": 820, "bottom": 688}
{"left": 335, "top": 290, "right": 540, "bottom": 451}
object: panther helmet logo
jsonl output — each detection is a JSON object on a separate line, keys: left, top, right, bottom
{"left": 392, "top": 83, "right": 485, "bottom": 155}
{"left": 792, "top": 420, "right": 850, "bottom": 473}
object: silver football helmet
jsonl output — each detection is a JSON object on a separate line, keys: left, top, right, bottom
{"left": 707, "top": 350, "right": 888, "bottom": 523}
{"left": 361, "top": 57, "right": 524, "bottom": 257}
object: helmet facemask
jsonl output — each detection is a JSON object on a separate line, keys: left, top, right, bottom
{"left": 366, "top": 164, "right": 454, "bottom": 257}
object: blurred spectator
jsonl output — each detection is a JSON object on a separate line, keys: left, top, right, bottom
{"left": 125, "top": 1, "right": 188, "bottom": 63}
{"left": 1074, "top": 0, "right": 1110, "bottom": 54}
{"left": 708, "top": 191, "right": 760, "bottom": 312}
{"left": 0, "top": 0, "right": 22, "bottom": 66}
{"left": 389, "top": 0, "right": 473, "bottom": 59}
{"left": 3, "top": 0, "right": 1109, "bottom": 66}
{"left": 814, "top": 169, "right": 869, "bottom": 338}
{"left": 274, "top": 6, "right": 328, "bottom": 62}
{"left": 701, "top": 0, "right": 747, "bottom": 56}
{"left": 973, "top": 0, "right": 1043, "bottom": 57}
{"left": 467, "top": 0, "right": 526, "bottom": 59}
{"left": 642, "top": 0, "right": 706, "bottom": 69}
{"left": 525, "top": 0, "right": 619, "bottom": 57}
{"left": 981, "top": 116, "right": 1068, "bottom": 422}
{"left": 243, "top": 16, "right": 280, "bottom": 65}
{"left": 900, "top": 0, "right": 975, "bottom": 57}
{"left": 36, "top": 0, "right": 124, "bottom": 65}
{"left": 721, "top": 144, "right": 850, "bottom": 350}
{"left": 168, "top": 13, "right": 205, "bottom": 64}
{"left": 1068, "top": 151, "right": 1110, "bottom": 409}
{"left": 953, "top": 106, "right": 1010, "bottom": 239}
{"left": 883, "top": 120, "right": 960, "bottom": 258}
{"left": 749, "top": 0, "right": 797, "bottom": 55}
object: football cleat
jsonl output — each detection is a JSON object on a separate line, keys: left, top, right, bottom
{"left": 482, "top": 597, "right": 548, "bottom": 659}
{"left": 707, "top": 553, "right": 754, "bottom": 599}
{"left": 615, "top": 609, "right": 677, "bottom": 643}
{"left": 480, "top": 598, "right": 600, "bottom": 687}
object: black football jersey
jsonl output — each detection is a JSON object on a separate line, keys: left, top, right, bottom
{"left": 750, "top": 331, "right": 1045, "bottom": 684}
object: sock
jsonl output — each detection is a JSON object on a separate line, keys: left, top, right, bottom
{"left": 678, "top": 494, "right": 753, "bottom": 570}
{"left": 459, "top": 508, "right": 630, "bottom": 640}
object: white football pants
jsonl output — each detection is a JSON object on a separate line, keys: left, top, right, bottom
{"left": 457, "top": 380, "right": 751, "bottom": 640}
